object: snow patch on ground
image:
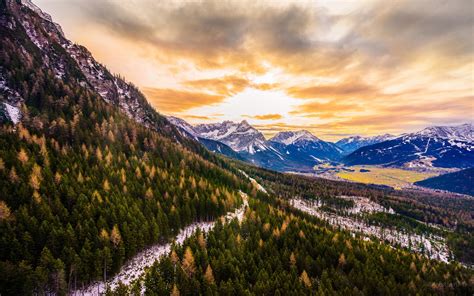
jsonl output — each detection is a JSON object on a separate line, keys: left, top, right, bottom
{"left": 290, "top": 198, "right": 450, "bottom": 263}
{"left": 4, "top": 103, "right": 21, "bottom": 124}
{"left": 239, "top": 170, "right": 268, "bottom": 193}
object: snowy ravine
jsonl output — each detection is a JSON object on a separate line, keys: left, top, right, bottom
{"left": 72, "top": 192, "right": 248, "bottom": 295}
{"left": 290, "top": 198, "right": 450, "bottom": 263}
{"left": 239, "top": 170, "right": 268, "bottom": 193}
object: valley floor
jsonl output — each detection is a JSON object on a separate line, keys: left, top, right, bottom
{"left": 309, "top": 164, "right": 456, "bottom": 190}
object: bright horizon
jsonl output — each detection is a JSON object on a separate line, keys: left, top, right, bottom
{"left": 35, "top": 0, "right": 473, "bottom": 141}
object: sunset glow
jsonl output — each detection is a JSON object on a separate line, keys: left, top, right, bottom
{"left": 36, "top": 0, "right": 473, "bottom": 140}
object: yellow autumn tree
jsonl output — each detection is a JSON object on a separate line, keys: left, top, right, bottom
{"left": 170, "top": 250, "right": 180, "bottom": 265}
{"left": 17, "top": 148, "right": 29, "bottom": 164}
{"left": 182, "top": 247, "right": 196, "bottom": 276}
{"left": 339, "top": 253, "right": 346, "bottom": 267}
{"left": 197, "top": 232, "right": 206, "bottom": 249}
{"left": 96, "top": 147, "right": 103, "bottom": 161}
{"left": 290, "top": 252, "right": 297, "bottom": 267}
{"left": 29, "top": 163, "right": 42, "bottom": 190}
{"left": 100, "top": 228, "right": 109, "bottom": 241}
{"left": 54, "top": 171, "right": 62, "bottom": 184}
{"left": 110, "top": 225, "right": 122, "bottom": 247}
{"left": 170, "top": 284, "right": 180, "bottom": 296}
{"left": 103, "top": 179, "right": 110, "bottom": 191}
{"left": 0, "top": 201, "right": 11, "bottom": 220}
{"left": 300, "top": 270, "right": 311, "bottom": 287}
{"left": 9, "top": 168, "right": 19, "bottom": 183}
{"left": 204, "top": 265, "right": 215, "bottom": 284}
{"left": 145, "top": 187, "right": 153, "bottom": 200}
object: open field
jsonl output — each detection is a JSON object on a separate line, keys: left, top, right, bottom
{"left": 336, "top": 166, "right": 438, "bottom": 189}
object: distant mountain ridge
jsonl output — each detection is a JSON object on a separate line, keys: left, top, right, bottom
{"left": 168, "top": 117, "right": 343, "bottom": 171}
{"left": 336, "top": 134, "right": 396, "bottom": 154}
{"left": 344, "top": 123, "right": 474, "bottom": 168}
{"left": 169, "top": 117, "right": 474, "bottom": 170}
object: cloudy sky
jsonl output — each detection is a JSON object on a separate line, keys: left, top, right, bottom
{"left": 36, "top": 0, "right": 473, "bottom": 140}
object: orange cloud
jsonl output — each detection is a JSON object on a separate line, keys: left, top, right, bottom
{"left": 185, "top": 115, "right": 213, "bottom": 120}
{"left": 290, "top": 99, "right": 362, "bottom": 119}
{"left": 184, "top": 76, "right": 250, "bottom": 96}
{"left": 287, "top": 80, "right": 377, "bottom": 99}
{"left": 143, "top": 87, "right": 225, "bottom": 112}
{"left": 244, "top": 114, "right": 283, "bottom": 120}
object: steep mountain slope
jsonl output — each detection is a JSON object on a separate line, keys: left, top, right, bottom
{"left": 344, "top": 124, "right": 474, "bottom": 168}
{"left": 1, "top": 0, "right": 187, "bottom": 143}
{"left": 0, "top": 1, "right": 249, "bottom": 294}
{"left": 336, "top": 134, "right": 395, "bottom": 154}
{"left": 415, "top": 168, "right": 474, "bottom": 196}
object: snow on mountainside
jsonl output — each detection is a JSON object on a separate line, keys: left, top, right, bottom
{"left": 270, "top": 130, "right": 320, "bottom": 145}
{"left": 167, "top": 116, "right": 198, "bottom": 137}
{"left": 415, "top": 123, "right": 473, "bottom": 143}
{"left": 344, "top": 123, "right": 474, "bottom": 168}
{"left": 270, "top": 130, "right": 343, "bottom": 161}
{"left": 0, "top": 69, "right": 23, "bottom": 124}
{"left": 336, "top": 134, "right": 396, "bottom": 154}
{"left": 194, "top": 120, "right": 267, "bottom": 153}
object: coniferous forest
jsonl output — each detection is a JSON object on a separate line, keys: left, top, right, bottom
{"left": 0, "top": 1, "right": 473, "bottom": 295}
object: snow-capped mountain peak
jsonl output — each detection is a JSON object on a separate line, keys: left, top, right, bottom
{"left": 270, "top": 130, "right": 320, "bottom": 145}
{"left": 336, "top": 134, "right": 396, "bottom": 154}
{"left": 193, "top": 120, "right": 265, "bottom": 152}
{"left": 167, "top": 116, "right": 198, "bottom": 137}
{"left": 415, "top": 123, "right": 473, "bottom": 142}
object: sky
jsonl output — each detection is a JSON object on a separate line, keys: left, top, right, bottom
{"left": 36, "top": 0, "right": 473, "bottom": 141}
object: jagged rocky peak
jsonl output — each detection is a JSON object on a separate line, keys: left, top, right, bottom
{"left": 166, "top": 116, "right": 198, "bottom": 136}
{"left": 270, "top": 130, "right": 321, "bottom": 145}
{"left": 2, "top": 0, "right": 165, "bottom": 131}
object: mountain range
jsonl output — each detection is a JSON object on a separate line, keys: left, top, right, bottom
{"left": 344, "top": 124, "right": 474, "bottom": 168}
{"left": 168, "top": 117, "right": 345, "bottom": 171}
{"left": 169, "top": 117, "right": 474, "bottom": 171}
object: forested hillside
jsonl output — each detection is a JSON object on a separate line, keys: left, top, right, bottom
{"left": 116, "top": 196, "right": 473, "bottom": 295}
{"left": 0, "top": 1, "right": 248, "bottom": 294}
{"left": 1, "top": 1, "right": 473, "bottom": 295}
{"left": 415, "top": 168, "right": 474, "bottom": 196}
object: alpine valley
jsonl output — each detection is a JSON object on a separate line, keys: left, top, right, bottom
{"left": 0, "top": 1, "right": 473, "bottom": 296}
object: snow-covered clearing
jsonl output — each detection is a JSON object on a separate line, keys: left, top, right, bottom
{"left": 72, "top": 192, "right": 248, "bottom": 295}
{"left": 3, "top": 103, "right": 21, "bottom": 124}
{"left": 290, "top": 198, "right": 450, "bottom": 263}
